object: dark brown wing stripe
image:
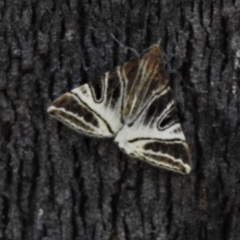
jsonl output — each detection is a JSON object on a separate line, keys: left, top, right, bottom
{"left": 70, "top": 92, "right": 114, "bottom": 134}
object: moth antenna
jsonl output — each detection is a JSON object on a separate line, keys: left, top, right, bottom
{"left": 140, "top": 40, "right": 164, "bottom": 61}
{"left": 173, "top": 71, "right": 207, "bottom": 94}
{"left": 184, "top": 86, "right": 207, "bottom": 93}
{"left": 110, "top": 33, "right": 139, "bottom": 57}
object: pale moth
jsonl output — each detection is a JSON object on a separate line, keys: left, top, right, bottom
{"left": 47, "top": 44, "right": 192, "bottom": 174}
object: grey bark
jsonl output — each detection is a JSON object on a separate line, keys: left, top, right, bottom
{"left": 1, "top": 0, "right": 240, "bottom": 240}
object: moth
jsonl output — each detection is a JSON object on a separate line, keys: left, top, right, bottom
{"left": 47, "top": 44, "right": 192, "bottom": 174}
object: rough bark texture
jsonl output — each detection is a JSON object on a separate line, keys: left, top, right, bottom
{"left": 1, "top": 0, "right": 240, "bottom": 239}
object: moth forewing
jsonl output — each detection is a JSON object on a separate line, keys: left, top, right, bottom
{"left": 47, "top": 67, "right": 125, "bottom": 137}
{"left": 47, "top": 93, "right": 114, "bottom": 137}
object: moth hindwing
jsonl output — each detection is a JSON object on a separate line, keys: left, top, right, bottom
{"left": 47, "top": 44, "right": 192, "bottom": 174}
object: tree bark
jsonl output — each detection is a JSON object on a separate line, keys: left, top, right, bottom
{"left": 1, "top": 0, "right": 240, "bottom": 239}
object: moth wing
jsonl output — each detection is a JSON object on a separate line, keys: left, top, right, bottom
{"left": 47, "top": 68, "right": 124, "bottom": 137}
{"left": 114, "top": 87, "right": 192, "bottom": 174}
